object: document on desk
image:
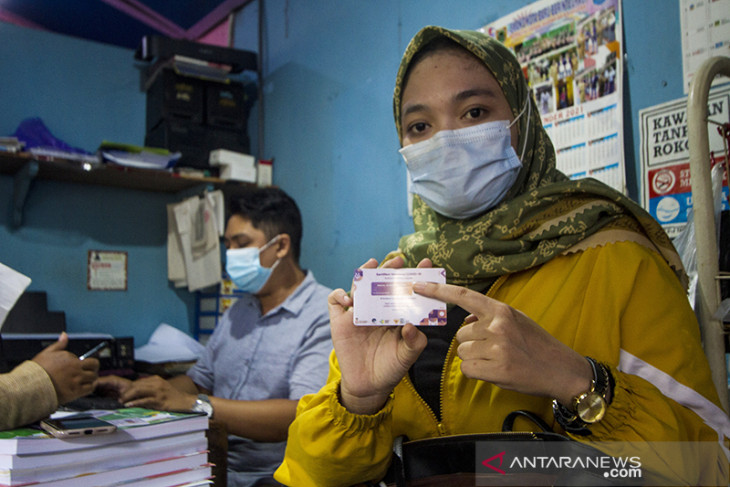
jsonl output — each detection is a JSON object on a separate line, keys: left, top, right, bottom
{"left": 0, "top": 263, "right": 31, "bottom": 331}
{"left": 135, "top": 323, "right": 205, "bottom": 363}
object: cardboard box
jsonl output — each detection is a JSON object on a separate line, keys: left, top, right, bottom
{"left": 209, "top": 149, "right": 256, "bottom": 183}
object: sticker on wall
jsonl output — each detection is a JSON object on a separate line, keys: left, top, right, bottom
{"left": 87, "top": 250, "right": 128, "bottom": 291}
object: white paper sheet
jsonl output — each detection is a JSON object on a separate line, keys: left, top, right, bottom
{"left": 0, "top": 263, "right": 32, "bottom": 331}
{"left": 170, "top": 192, "right": 222, "bottom": 291}
{"left": 134, "top": 323, "right": 205, "bottom": 363}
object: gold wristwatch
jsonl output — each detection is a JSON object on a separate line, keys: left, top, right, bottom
{"left": 552, "top": 357, "right": 613, "bottom": 435}
{"left": 573, "top": 358, "right": 610, "bottom": 422}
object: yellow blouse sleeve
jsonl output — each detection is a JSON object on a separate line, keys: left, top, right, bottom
{"left": 275, "top": 353, "right": 396, "bottom": 487}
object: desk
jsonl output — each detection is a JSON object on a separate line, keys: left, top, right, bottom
{"left": 208, "top": 420, "right": 228, "bottom": 487}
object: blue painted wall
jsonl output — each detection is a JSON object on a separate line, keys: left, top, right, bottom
{"left": 0, "top": 0, "right": 688, "bottom": 346}
{"left": 0, "top": 22, "right": 194, "bottom": 344}
{"left": 238, "top": 0, "right": 687, "bottom": 294}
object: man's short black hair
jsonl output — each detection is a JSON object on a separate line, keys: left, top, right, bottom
{"left": 228, "top": 187, "right": 303, "bottom": 263}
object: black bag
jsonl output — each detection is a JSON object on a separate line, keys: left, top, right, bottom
{"left": 385, "top": 410, "right": 635, "bottom": 487}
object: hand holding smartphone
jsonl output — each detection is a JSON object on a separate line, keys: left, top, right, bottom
{"left": 40, "top": 415, "right": 117, "bottom": 438}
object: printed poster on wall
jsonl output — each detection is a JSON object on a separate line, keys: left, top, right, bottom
{"left": 680, "top": 0, "right": 730, "bottom": 94}
{"left": 481, "top": 0, "right": 625, "bottom": 194}
{"left": 639, "top": 85, "right": 730, "bottom": 239}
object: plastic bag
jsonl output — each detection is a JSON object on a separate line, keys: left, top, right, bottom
{"left": 12, "top": 117, "right": 92, "bottom": 155}
{"left": 673, "top": 163, "right": 726, "bottom": 311}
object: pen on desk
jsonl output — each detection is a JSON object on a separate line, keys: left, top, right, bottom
{"left": 79, "top": 341, "right": 109, "bottom": 360}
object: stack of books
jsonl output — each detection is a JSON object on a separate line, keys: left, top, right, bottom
{"left": 0, "top": 408, "right": 212, "bottom": 487}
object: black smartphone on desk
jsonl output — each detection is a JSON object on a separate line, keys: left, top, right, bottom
{"left": 39, "top": 415, "right": 117, "bottom": 438}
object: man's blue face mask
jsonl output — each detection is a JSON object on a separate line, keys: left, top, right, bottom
{"left": 225, "top": 235, "right": 280, "bottom": 294}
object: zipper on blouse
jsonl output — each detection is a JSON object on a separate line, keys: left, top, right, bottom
{"left": 403, "top": 275, "right": 510, "bottom": 436}
{"left": 403, "top": 375, "right": 441, "bottom": 434}
{"left": 438, "top": 275, "right": 509, "bottom": 428}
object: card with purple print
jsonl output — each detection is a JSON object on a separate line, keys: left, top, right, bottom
{"left": 352, "top": 268, "right": 447, "bottom": 326}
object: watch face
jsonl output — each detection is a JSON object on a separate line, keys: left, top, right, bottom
{"left": 193, "top": 399, "right": 213, "bottom": 417}
{"left": 575, "top": 392, "right": 606, "bottom": 423}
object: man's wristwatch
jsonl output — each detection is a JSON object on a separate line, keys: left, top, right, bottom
{"left": 552, "top": 357, "right": 614, "bottom": 435}
{"left": 192, "top": 394, "right": 214, "bottom": 418}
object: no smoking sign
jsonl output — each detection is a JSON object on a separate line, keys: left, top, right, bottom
{"left": 652, "top": 169, "right": 676, "bottom": 195}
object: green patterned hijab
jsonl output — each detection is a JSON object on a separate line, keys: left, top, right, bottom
{"left": 392, "top": 26, "right": 685, "bottom": 291}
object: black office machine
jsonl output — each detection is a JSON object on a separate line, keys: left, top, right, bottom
{"left": 135, "top": 35, "right": 258, "bottom": 172}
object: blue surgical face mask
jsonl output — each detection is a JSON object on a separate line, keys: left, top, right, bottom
{"left": 225, "top": 235, "right": 280, "bottom": 294}
{"left": 400, "top": 97, "right": 530, "bottom": 220}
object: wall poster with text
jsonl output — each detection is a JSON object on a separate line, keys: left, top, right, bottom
{"left": 680, "top": 0, "right": 730, "bottom": 94}
{"left": 481, "top": 0, "right": 625, "bottom": 194}
{"left": 639, "top": 85, "right": 730, "bottom": 239}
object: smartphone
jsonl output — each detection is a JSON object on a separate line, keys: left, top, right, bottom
{"left": 40, "top": 415, "right": 117, "bottom": 438}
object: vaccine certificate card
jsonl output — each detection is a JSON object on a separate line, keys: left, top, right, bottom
{"left": 352, "top": 268, "right": 447, "bottom": 326}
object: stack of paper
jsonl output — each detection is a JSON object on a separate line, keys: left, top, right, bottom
{"left": 0, "top": 408, "right": 213, "bottom": 487}
{"left": 98, "top": 142, "right": 181, "bottom": 170}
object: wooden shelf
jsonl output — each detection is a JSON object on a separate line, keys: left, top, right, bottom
{"left": 1, "top": 151, "right": 257, "bottom": 228}
{"left": 0, "top": 151, "right": 227, "bottom": 193}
